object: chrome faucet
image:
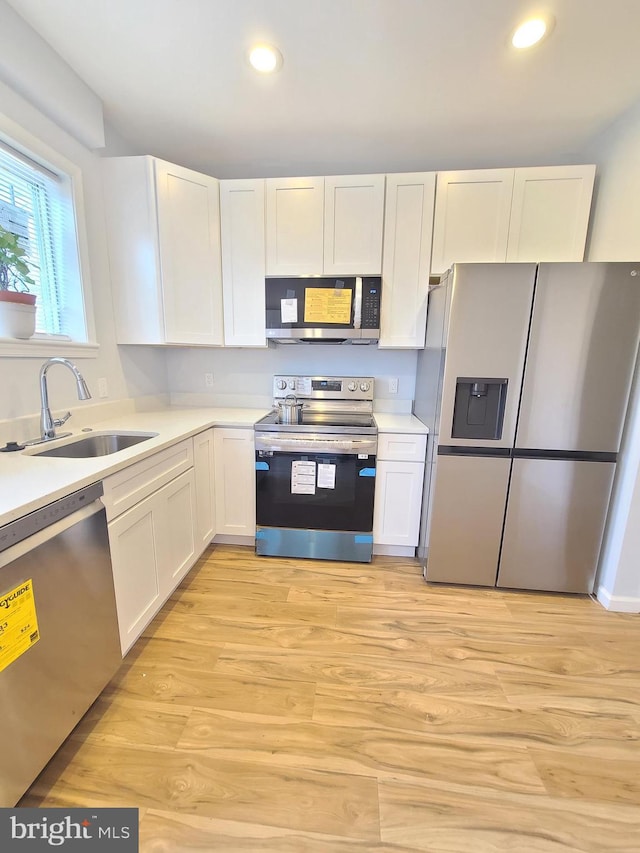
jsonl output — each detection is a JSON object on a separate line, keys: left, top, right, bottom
{"left": 37, "top": 358, "right": 92, "bottom": 442}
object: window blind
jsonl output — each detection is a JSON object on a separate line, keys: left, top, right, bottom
{"left": 0, "top": 145, "right": 75, "bottom": 337}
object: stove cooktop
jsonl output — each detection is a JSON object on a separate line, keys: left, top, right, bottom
{"left": 255, "top": 410, "right": 377, "bottom": 435}
{"left": 256, "top": 375, "right": 378, "bottom": 435}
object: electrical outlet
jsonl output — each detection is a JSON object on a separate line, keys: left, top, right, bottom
{"left": 389, "top": 378, "right": 399, "bottom": 394}
{"left": 98, "top": 378, "right": 108, "bottom": 398}
{"left": 205, "top": 373, "right": 214, "bottom": 388}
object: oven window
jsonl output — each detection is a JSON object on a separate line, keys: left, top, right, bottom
{"left": 256, "top": 451, "right": 375, "bottom": 532}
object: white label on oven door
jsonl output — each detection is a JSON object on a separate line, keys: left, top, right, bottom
{"left": 358, "top": 454, "right": 369, "bottom": 459}
{"left": 291, "top": 460, "right": 316, "bottom": 494}
{"left": 317, "top": 463, "right": 336, "bottom": 489}
{"left": 281, "top": 297, "right": 298, "bottom": 323}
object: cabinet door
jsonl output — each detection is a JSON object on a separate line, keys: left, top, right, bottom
{"left": 154, "top": 159, "right": 224, "bottom": 345}
{"left": 108, "top": 494, "right": 161, "bottom": 655}
{"left": 101, "top": 156, "right": 165, "bottom": 344}
{"left": 506, "top": 165, "right": 595, "bottom": 262}
{"left": 380, "top": 173, "right": 435, "bottom": 347}
{"left": 373, "top": 461, "right": 425, "bottom": 547}
{"left": 214, "top": 428, "right": 256, "bottom": 537}
{"left": 220, "top": 179, "right": 266, "bottom": 346}
{"left": 266, "top": 177, "right": 324, "bottom": 275}
{"left": 155, "top": 470, "right": 198, "bottom": 598}
{"left": 324, "top": 175, "right": 385, "bottom": 275}
{"left": 193, "top": 428, "right": 215, "bottom": 551}
{"left": 431, "top": 169, "right": 514, "bottom": 275}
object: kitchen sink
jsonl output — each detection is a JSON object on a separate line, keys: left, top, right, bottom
{"left": 29, "top": 432, "right": 158, "bottom": 458}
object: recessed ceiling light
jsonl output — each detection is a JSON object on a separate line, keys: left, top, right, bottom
{"left": 511, "top": 17, "right": 551, "bottom": 49}
{"left": 248, "top": 44, "right": 283, "bottom": 73}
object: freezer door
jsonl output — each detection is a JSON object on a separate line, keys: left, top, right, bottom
{"left": 516, "top": 262, "right": 640, "bottom": 453}
{"left": 497, "top": 458, "right": 615, "bottom": 593}
{"left": 425, "top": 453, "right": 510, "bottom": 586}
{"left": 438, "top": 263, "right": 536, "bottom": 448}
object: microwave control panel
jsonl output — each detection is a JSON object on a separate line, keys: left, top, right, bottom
{"left": 361, "top": 280, "right": 381, "bottom": 329}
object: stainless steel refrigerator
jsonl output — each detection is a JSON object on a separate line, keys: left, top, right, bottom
{"left": 414, "top": 262, "right": 640, "bottom": 593}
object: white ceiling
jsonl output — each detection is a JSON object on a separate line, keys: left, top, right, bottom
{"left": 8, "top": 0, "right": 640, "bottom": 177}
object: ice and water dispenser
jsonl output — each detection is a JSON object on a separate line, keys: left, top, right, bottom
{"left": 451, "top": 378, "right": 508, "bottom": 440}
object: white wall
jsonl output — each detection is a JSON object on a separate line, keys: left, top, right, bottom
{"left": 0, "top": 50, "right": 168, "bottom": 433}
{"left": 585, "top": 98, "right": 640, "bottom": 609}
{"left": 0, "top": 0, "right": 104, "bottom": 149}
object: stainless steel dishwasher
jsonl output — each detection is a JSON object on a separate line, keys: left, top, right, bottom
{"left": 0, "top": 482, "right": 121, "bottom": 806}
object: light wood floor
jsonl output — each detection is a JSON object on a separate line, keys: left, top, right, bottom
{"left": 22, "top": 545, "right": 640, "bottom": 851}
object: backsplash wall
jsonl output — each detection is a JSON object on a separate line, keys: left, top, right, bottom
{"left": 165, "top": 346, "right": 419, "bottom": 412}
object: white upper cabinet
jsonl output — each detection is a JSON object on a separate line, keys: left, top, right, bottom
{"left": 431, "top": 165, "right": 596, "bottom": 275}
{"left": 220, "top": 179, "right": 267, "bottom": 347}
{"left": 102, "top": 156, "right": 224, "bottom": 346}
{"left": 265, "top": 174, "right": 385, "bottom": 276}
{"left": 506, "top": 165, "right": 596, "bottom": 262}
{"left": 379, "top": 172, "right": 436, "bottom": 348}
{"left": 323, "top": 175, "right": 385, "bottom": 275}
{"left": 265, "top": 177, "right": 324, "bottom": 275}
{"left": 431, "top": 169, "right": 515, "bottom": 275}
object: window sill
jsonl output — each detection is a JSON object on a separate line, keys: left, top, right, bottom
{"left": 0, "top": 337, "right": 100, "bottom": 358}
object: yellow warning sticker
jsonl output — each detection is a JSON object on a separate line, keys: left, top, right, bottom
{"left": 304, "top": 288, "right": 352, "bottom": 324}
{"left": 0, "top": 579, "right": 40, "bottom": 673}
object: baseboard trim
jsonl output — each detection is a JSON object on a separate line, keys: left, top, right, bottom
{"left": 373, "top": 544, "right": 416, "bottom": 557}
{"left": 595, "top": 585, "right": 640, "bottom": 613}
{"left": 212, "top": 535, "right": 255, "bottom": 547}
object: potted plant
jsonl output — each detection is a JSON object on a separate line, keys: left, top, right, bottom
{"left": 0, "top": 223, "right": 37, "bottom": 339}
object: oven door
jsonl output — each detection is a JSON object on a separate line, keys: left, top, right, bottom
{"left": 255, "top": 433, "right": 377, "bottom": 562}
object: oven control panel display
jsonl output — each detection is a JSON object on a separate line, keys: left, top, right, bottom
{"left": 311, "top": 379, "right": 342, "bottom": 392}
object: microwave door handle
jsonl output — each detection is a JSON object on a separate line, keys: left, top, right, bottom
{"left": 353, "top": 277, "right": 362, "bottom": 329}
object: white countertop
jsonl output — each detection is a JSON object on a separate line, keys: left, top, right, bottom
{"left": 0, "top": 406, "right": 429, "bottom": 528}
{"left": 0, "top": 407, "right": 268, "bottom": 527}
{"left": 374, "top": 412, "right": 429, "bottom": 434}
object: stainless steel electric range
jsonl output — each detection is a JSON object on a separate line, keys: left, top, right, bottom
{"left": 254, "top": 375, "right": 377, "bottom": 563}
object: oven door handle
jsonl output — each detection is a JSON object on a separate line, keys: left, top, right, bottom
{"left": 255, "top": 434, "right": 377, "bottom": 455}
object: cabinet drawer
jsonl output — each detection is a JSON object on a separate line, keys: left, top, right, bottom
{"left": 377, "top": 432, "right": 427, "bottom": 462}
{"left": 102, "top": 439, "right": 193, "bottom": 520}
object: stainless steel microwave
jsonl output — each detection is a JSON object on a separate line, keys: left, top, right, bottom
{"left": 265, "top": 276, "right": 381, "bottom": 343}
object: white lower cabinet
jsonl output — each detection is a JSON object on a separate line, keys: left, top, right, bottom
{"left": 108, "top": 468, "right": 197, "bottom": 654}
{"left": 157, "top": 470, "right": 198, "bottom": 595}
{"left": 213, "top": 427, "right": 256, "bottom": 540}
{"left": 193, "top": 428, "right": 216, "bottom": 550}
{"left": 104, "top": 438, "right": 206, "bottom": 656}
{"left": 374, "top": 432, "right": 427, "bottom": 553}
{"left": 108, "top": 494, "right": 160, "bottom": 655}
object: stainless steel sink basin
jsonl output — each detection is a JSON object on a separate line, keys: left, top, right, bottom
{"left": 29, "top": 432, "right": 158, "bottom": 458}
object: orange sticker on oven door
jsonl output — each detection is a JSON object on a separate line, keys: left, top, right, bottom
{"left": 0, "top": 579, "right": 40, "bottom": 673}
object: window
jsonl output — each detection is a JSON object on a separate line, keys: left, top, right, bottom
{"left": 0, "top": 141, "right": 88, "bottom": 344}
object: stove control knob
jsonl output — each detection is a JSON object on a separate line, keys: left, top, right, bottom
{"left": 288, "top": 380, "right": 295, "bottom": 389}
{"left": 360, "top": 381, "right": 370, "bottom": 392}
{"left": 348, "top": 381, "right": 358, "bottom": 392}
{"left": 275, "top": 379, "right": 287, "bottom": 390}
